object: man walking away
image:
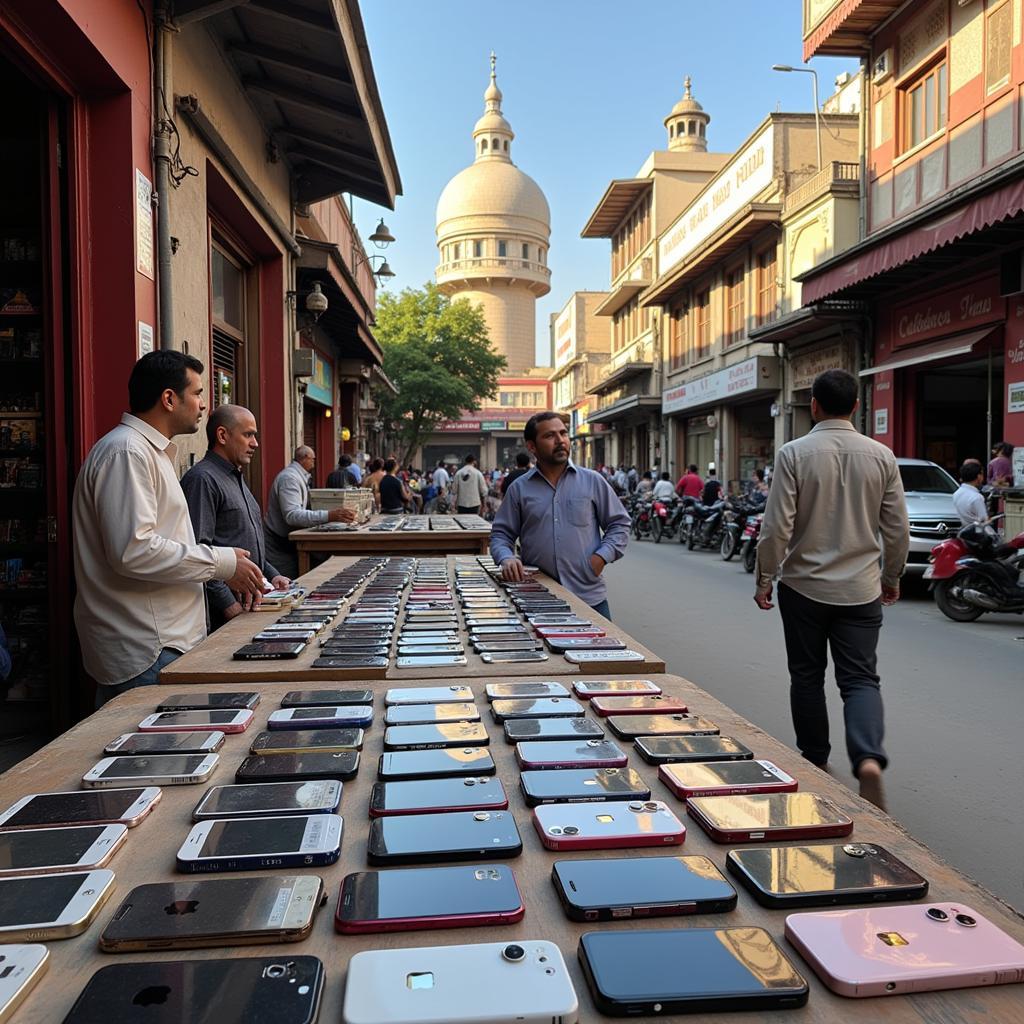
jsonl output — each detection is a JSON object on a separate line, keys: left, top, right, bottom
{"left": 379, "top": 458, "right": 412, "bottom": 514}
{"left": 491, "top": 412, "right": 629, "bottom": 619}
{"left": 501, "top": 451, "right": 531, "bottom": 496}
{"left": 701, "top": 466, "right": 722, "bottom": 505}
{"left": 182, "top": 404, "right": 290, "bottom": 629}
{"left": 754, "top": 370, "right": 908, "bottom": 810}
{"left": 265, "top": 446, "right": 355, "bottom": 579}
{"left": 326, "top": 453, "right": 358, "bottom": 489}
{"left": 952, "top": 460, "right": 988, "bottom": 526}
{"left": 451, "top": 454, "right": 488, "bottom": 515}
{"left": 427, "top": 459, "right": 450, "bottom": 513}
{"left": 73, "top": 351, "right": 265, "bottom": 707}
{"left": 676, "top": 463, "right": 703, "bottom": 499}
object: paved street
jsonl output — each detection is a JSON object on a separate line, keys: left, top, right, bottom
{"left": 605, "top": 534, "right": 1024, "bottom": 912}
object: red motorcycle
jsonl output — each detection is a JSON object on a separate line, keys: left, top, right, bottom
{"left": 740, "top": 512, "right": 764, "bottom": 573}
{"left": 925, "top": 520, "right": 1024, "bottom": 622}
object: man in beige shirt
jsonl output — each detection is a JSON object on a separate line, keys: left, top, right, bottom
{"left": 73, "top": 351, "right": 265, "bottom": 707}
{"left": 754, "top": 369, "right": 909, "bottom": 809}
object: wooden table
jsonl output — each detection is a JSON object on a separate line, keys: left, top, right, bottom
{"left": 290, "top": 516, "right": 491, "bottom": 574}
{"left": 2, "top": 675, "right": 1020, "bottom": 1022}
{"left": 159, "top": 556, "right": 666, "bottom": 685}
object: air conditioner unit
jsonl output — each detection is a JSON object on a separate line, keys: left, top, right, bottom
{"left": 872, "top": 49, "right": 893, "bottom": 84}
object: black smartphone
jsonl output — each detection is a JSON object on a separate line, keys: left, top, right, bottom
{"left": 377, "top": 748, "right": 495, "bottom": 781}
{"left": 232, "top": 642, "right": 305, "bottom": 660}
{"left": 503, "top": 718, "right": 605, "bottom": 744}
{"left": 552, "top": 855, "right": 737, "bottom": 922}
{"left": 366, "top": 809, "right": 522, "bottom": 866}
{"left": 249, "top": 729, "right": 364, "bottom": 755}
{"left": 384, "top": 703, "right": 480, "bottom": 726}
{"left": 63, "top": 956, "right": 325, "bottom": 1023}
{"left": 383, "top": 722, "right": 490, "bottom": 750}
{"left": 490, "top": 698, "right": 584, "bottom": 723}
{"left": 607, "top": 714, "right": 720, "bottom": 740}
{"left": 520, "top": 767, "right": 651, "bottom": 807}
{"left": 369, "top": 777, "right": 508, "bottom": 818}
{"left": 235, "top": 751, "right": 360, "bottom": 783}
{"left": 725, "top": 843, "right": 929, "bottom": 908}
{"left": 578, "top": 928, "right": 808, "bottom": 1014}
{"left": 634, "top": 735, "right": 754, "bottom": 765}
{"left": 156, "top": 692, "right": 260, "bottom": 712}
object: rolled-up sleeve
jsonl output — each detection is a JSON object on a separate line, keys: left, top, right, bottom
{"left": 490, "top": 484, "right": 522, "bottom": 565}
{"left": 592, "top": 477, "right": 630, "bottom": 564}
{"left": 755, "top": 447, "right": 797, "bottom": 589}
{"left": 879, "top": 457, "right": 910, "bottom": 586}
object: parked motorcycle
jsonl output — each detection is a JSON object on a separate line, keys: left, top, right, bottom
{"left": 740, "top": 511, "right": 763, "bottom": 573}
{"left": 720, "top": 494, "right": 767, "bottom": 561}
{"left": 686, "top": 498, "right": 726, "bottom": 551}
{"left": 926, "top": 520, "right": 1024, "bottom": 622}
{"left": 652, "top": 496, "right": 682, "bottom": 543}
{"left": 630, "top": 496, "right": 655, "bottom": 542}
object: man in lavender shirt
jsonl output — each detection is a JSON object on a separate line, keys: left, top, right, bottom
{"left": 490, "top": 412, "right": 630, "bottom": 618}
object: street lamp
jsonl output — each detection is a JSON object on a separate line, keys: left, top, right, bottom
{"left": 772, "top": 64, "right": 821, "bottom": 171}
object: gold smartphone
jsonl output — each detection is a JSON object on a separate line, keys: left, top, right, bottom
{"left": 0, "top": 870, "right": 115, "bottom": 941}
{"left": 98, "top": 874, "right": 325, "bottom": 951}
{"left": 0, "top": 944, "right": 48, "bottom": 1023}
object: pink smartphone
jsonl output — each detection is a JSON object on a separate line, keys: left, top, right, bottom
{"left": 589, "top": 694, "right": 689, "bottom": 717}
{"left": 136, "top": 710, "right": 254, "bottom": 734}
{"left": 533, "top": 800, "right": 686, "bottom": 851}
{"left": 659, "top": 760, "right": 798, "bottom": 800}
{"left": 785, "top": 902, "right": 1024, "bottom": 997}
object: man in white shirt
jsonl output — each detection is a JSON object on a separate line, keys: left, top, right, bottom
{"left": 952, "top": 460, "right": 988, "bottom": 526}
{"left": 651, "top": 472, "right": 676, "bottom": 502}
{"left": 426, "top": 459, "right": 450, "bottom": 513}
{"left": 451, "top": 454, "right": 488, "bottom": 514}
{"left": 73, "top": 351, "right": 266, "bottom": 707}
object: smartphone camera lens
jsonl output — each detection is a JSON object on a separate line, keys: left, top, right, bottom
{"left": 502, "top": 944, "right": 526, "bottom": 963}
{"left": 926, "top": 907, "right": 949, "bottom": 922}
{"left": 843, "top": 844, "right": 867, "bottom": 858}
{"left": 562, "top": 825, "right": 580, "bottom": 835}
{"left": 955, "top": 913, "right": 977, "bottom": 928}
{"left": 264, "top": 964, "right": 288, "bottom": 979}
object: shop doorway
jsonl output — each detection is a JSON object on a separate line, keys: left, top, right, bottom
{"left": 685, "top": 420, "right": 714, "bottom": 477}
{"left": 302, "top": 399, "right": 332, "bottom": 487}
{"left": 734, "top": 400, "right": 775, "bottom": 485}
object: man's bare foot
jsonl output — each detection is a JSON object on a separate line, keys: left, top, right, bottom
{"left": 857, "top": 758, "right": 886, "bottom": 811}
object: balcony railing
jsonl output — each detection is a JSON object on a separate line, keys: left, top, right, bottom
{"left": 783, "top": 161, "right": 860, "bottom": 215}
{"left": 437, "top": 257, "right": 550, "bottom": 277}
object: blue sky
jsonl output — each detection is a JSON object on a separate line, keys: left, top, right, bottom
{"left": 357, "top": 1, "right": 857, "bottom": 365}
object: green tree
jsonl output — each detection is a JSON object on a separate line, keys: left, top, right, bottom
{"left": 373, "top": 283, "right": 506, "bottom": 465}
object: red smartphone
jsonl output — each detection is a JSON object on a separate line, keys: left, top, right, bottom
{"left": 686, "top": 793, "right": 853, "bottom": 844}
{"left": 589, "top": 695, "right": 689, "bottom": 717}
{"left": 658, "top": 760, "right": 798, "bottom": 800}
{"left": 335, "top": 864, "right": 523, "bottom": 934}
{"left": 533, "top": 800, "right": 686, "bottom": 851}
{"left": 514, "top": 739, "right": 628, "bottom": 771}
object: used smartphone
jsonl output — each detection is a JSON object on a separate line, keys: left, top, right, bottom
{"left": 235, "top": 751, "right": 360, "bottom": 783}
{"left": 342, "top": 940, "right": 577, "bottom": 1024}
{"left": 267, "top": 706, "right": 373, "bottom": 730}
{"left": 395, "top": 645, "right": 465, "bottom": 657}
{"left": 232, "top": 642, "right": 306, "bottom": 660}
{"left": 520, "top": 767, "right": 650, "bottom": 807}
{"left": 545, "top": 638, "right": 626, "bottom": 654}
{"left": 137, "top": 710, "right": 253, "bottom": 734}
{"left": 607, "top": 714, "right": 719, "bottom": 740}
{"left": 553, "top": 855, "right": 737, "bottom": 922}
{"left": 0, "top": 788, "right": 161, "bottom": 831}
{"left": 578, "top": 928, "right": 808, "bottom": 1014}
{"left": 395, "top": 655, "right": 468, "bottom": 668}
{"left": 686, "top": 792, "right": 854, "bottom": 843}
{"left": 193, "top": 780, "right": 342, "bottom": 821}
{"left": 533, "top": 800, "right": 686, "bottom": 851}
{"left": 572, "top": 679, "right": 662, "bottom": 699}
{"left": 62, "top": 956, "right": 324, "bottom": 1024}
{"left": 514, "top": 739, "right": 628, "bottom": 771}
{"left": 480, "top": 651, "right": 549, "bottom": 664}
{"left": 82, "top": 754, "right": 219, "bottom": 788}
{"left": 490, "top": 697, "right": 584, "bottom": 722}
{"left": 0, "top": 944, "right": 48, "bottom": 1022}
{"left": 385, "top": 702, "right": 480, "bottom": 726}
{"left": 367, "top": 809, "right": 522, "bottom": 866}
{"left": 336, "top": 864, "right": 524, "bottom": 934}
{"left": 0, "top": 869, "right": 115, "bottom": 941}
{"left": 156, "top": 692, "right": 260, "bottom": 712}
{"left": 312, "top": 656, "right": 389, "bottom": 670}
{"left": 377, "top": 747, "right": 495, "bottom": 781}
{"left": 726, "top": 842, "right": 929, "bottom": 908}
{"left": 385, "top": 685, "right": 475, "bottom": 706}
{"left": 635, "top": 734, "right": 754, "bottom": 765}
{"left": 659, "top": 759, "right": 797, "bottom": 800}
{"left": 369, "top": 777, "right": 508, "bottom": 818}
{"left": 503, "top": 717, "right": 604, "bottom": 744}
{"left": 98, "top": 874, "right": 325, "bottom": 952}
{"left": 564, "top": 650, "right": 644, "bottom": 664}
{"left": 249, "top": 729, "right": 364, "bottom": 755}
{"left": 472, "top": 641, "right": 543, "bottom": 654}
{"left": 0, "top": 824, "right": 127, "bottom": 876}
{"left": 383, "top": 722, "right": 490, "bottom": 750}
{"left": 103, "top": 731, "right": 224, "bottom": 756}
{"left": 280, "top": 689, "right": 373, "bottom": 708}
{"left": 590, "top": 694, "right": 689, "bottom": 717}
{"left": 176, "top": 814, "right": 343, "bottom": 872}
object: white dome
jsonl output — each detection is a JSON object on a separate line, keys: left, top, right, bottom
{"left": 436, "top": 160, "right": 550, "bottom": 229}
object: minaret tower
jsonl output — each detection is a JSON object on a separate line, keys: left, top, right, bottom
{"left": 665, "top": 75, "right": 710, "bottom": 153}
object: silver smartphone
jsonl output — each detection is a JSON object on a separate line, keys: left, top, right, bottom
{"left": 481, "top": 651, "right": 549, "bottom": 664}
{"left": 137, "top": 710, "right": 254, "bottom": 733}
{"left": 0, "top": 825, "right": 128, "bottom": 876}
{"left": 395, "top": 645, "right": 466, "bottom": 657}
{"left": 82, "top": 754, "right": 219, "bottom": 788}
{"left": 385, "top": 686, "right": 475, "bottom": 706}
{"left": 192, "top": 780, "right": 343, "bottom": 821}
{"left": 0, "top": 944, "right": 48, "bottom": 1021}
{"left": 0, "top": 788, "right": 162, "bottom": 830}
{"left": 103, "top": 731, "right": 225, "bottom": 756}
{"left": 0, "top": 870, "right": 116, "bottom": 941}
{"left": 395, "top": 655, "right": 468, "bottom": 669}
{"left": 564, "top": 649, "right": 644, "bottom": 663}
{"left": 485, "top": 682, "right": 569, "bottom": 700}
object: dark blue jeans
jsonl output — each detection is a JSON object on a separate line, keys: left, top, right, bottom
{"left": 589, "top": 599, "right": 612, "bottom": 621}
{"left": 95, "top": 647, "right": 181, "bottom": 710}
{"left": 777, "top": 584, "right": 886, "bottom": 775}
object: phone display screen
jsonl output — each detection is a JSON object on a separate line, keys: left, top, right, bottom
{"left": 96, "top": 755, "right": 208, "bottom": 779}
{"left": 150, "top": 711, "right": 242, "bottom": 727}
{"left": 111, "top": 733, "right": 219, "bottom": 754}
{"left": 158, "top": 692, "right": 257, "bottom": 710}
{"left": 0, "top": 872, "right": 88, "bottom": 925}
{"left": 0, "top": 826, "right": 105, "bottom": 870}
{"left": 199, "top": 782, "right": 336, "bottom": 816}
{"left": 3, "top": 790, "right": 148, "bottom": 828}
{"left": 371, "top": 778, "right": 506, "bottom": 814}
{"left": 286, "top": 708, "right": 345, "bottom": 721}
{"left": 253, "top": 730, "right": 362, "bottom": 752}
{"left": 199, "top": 818, "right": 309, "bottom": 858}
{"left": 664, "top": 762, "right": 784, "bottom": 789}
{"left": 283, "top": 690, "right": 372, "bottom": 706}
{"left": 556, "top": 856, "right": 734, "bottom": 910}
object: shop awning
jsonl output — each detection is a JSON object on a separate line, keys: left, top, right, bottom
{"left": 594, "top": 278, "right": 651, "bottom": 317}
{"left": 859, "top": 327, "right": 995, "bottom": 377}
{"left": 587, "top": 361, "right": 654, "bottom": 396}
{"left": 586, "top": 395, "right": 661, "bottom": 424}
{"left": 747, "top": 301, "right": 867, "bottom": 344}
{"left": 803, "top": 0, "right": 904, "bottom": 60}
{"left": 581, "top": 179, "right": 653, "bottom": 238}
{"left": 799, "top": 176, "right": 1024, "bottom": 304}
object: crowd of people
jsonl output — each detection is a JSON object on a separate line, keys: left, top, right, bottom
{"left": 598, "top": 461, "right": 772, "bottom": 505}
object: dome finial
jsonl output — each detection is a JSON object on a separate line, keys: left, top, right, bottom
{"left": 684, "top": 75, "right": 692, "bottom": 98}
{"left": 665, "top": 75, "right": 709, "bottom": 153}
{"left": 490, "top": 51, "right": 497, "bottom": 80}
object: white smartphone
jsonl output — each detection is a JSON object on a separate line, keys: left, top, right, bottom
{"left": 0, "top": 825, "right": 127, "bottom": 876}
{"left": 564, "top": 650, "right": 644, "bottom": 663}
{"left": 384, "top": 686, "right": 475, "bottom": 706}
{"left": 137, "top": 710, "right": 254, "bottom": 734}
{"left": 342, "top": 940, "right": 579, "bottom": 1024}
{"left": 191, "top": 780, "right": 343, "bottom": 821}
{"left": 0, "top": 870, "right": 116, "bottom": 941}
{"left": 266, "top": 707, "right": 372, "bottom": 729}
{"left": 82, "top": 754, "right": 219, "bottom": 788}
{"left": 103, "top": 731, "right": 225, "bottom": 756}
{"left": 0, "top": 944, "right": 48, "bottom": 1022}
{"left": 0, "top": 788, "right": 162, "bottom": 830}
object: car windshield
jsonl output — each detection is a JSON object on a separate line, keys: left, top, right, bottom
{"left": 899, "top": 464, "right": 957, "bottom": 494}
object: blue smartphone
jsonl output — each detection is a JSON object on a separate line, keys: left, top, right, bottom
{"left": 267, "top": 706, "right": 373, "bottom": 730}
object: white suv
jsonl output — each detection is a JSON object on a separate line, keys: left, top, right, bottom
{"left": 896, "top": 458, "right": 960, "bottom": 574}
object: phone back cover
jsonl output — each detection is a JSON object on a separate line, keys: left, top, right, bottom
{"left": 368, "top": 810, "right": 521, "bottom": 863}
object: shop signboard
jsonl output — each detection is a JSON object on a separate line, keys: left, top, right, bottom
{"left": 554, "top": 301, "right": 577, "bottom": 370}
{"left": 481, "top": 420, "right": 506, "bottom": 431}
{"left": 1008, "top": 380, "right": 1024, "bottom": 414}
{"left": 306, "top": 350, "right": 333, "bottom": 407}
{"left": 661, "top": 356, "right": 779, "bottom": 414}
{"left": 889, "top": 275, "right": 1004, "bottom": 350}
{"left": 507, "top": 421, "right": 527, "bottom": 432}
{"left": 437, "top": 419, "right": 482, "bottom": 431}
{"left": 791, "top": 343, "right": 849, "bottom": 390}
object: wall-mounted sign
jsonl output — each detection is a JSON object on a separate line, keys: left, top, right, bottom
{"left": 481, "top": 420, "right": 507, "bottom": 431}
{"left": 1008, "top": 380, "right": 1024, "bottom": 414}
{"left": 437, "top": 419, "right": 482, "bottom": 432}
{"left": 306, "top": 349, "right": 333, "bottom": 406}
{"left": 874, "top": 408, "right": 889, "bottom": 435}
{"left": 888, "top": 275, "right": 1003, "bottom": 349}
{"left": 662, "top": 356, "right": 780, "bottom": 415}
{"left": 790, "top": 342, "right": 849, "bottom": 390}
{"left": 507, "top": 420, "right": 527, "bottom": 432}
{"left": 135, "top": 170, "right": 155, "bottom": 280}
{"left": 137, "top": 321, "right": 154, "bottom": 360}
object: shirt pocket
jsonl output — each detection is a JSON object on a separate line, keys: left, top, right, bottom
{"left": 567, "top": 498, "right": 595, "bottom": 528}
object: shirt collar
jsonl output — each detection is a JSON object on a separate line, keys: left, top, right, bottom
{"left": 524, "top": 460, "right": 577, "bottom": 484}
{"left": 289, "top": 460, "right": 311, "bottom": 482}
{"left": 121, "top": 413, "right": 176, "bottom": 459}
{"left": 809, "top": 419, "right": 856, "bottom": 432}
{"left": 204, "top": 450, "right": 242, "bottom": 477}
